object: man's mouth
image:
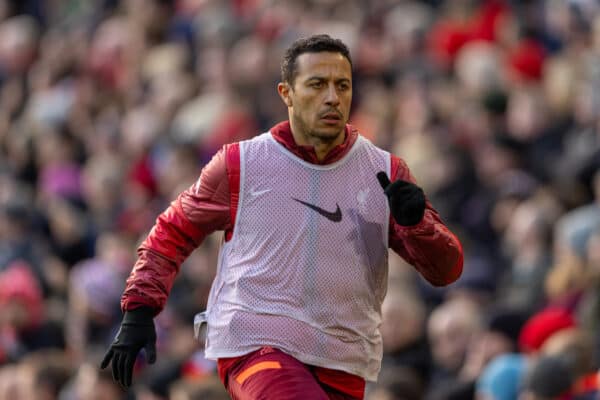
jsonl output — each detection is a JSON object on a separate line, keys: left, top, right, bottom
{"left": 320, "top": 112, "right": 342, "bottom": 123}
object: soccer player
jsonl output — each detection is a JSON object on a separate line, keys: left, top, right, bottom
{"left": 101, "top": 34, "right": 464, "bottom": 399}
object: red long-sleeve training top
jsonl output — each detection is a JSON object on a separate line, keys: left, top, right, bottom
{"left": 121, "top": 121, "right": 463, "bottom": 314}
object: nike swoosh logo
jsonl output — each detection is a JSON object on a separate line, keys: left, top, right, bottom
{"left": 250, "top": 188, "right": 272, "bottom": 196}
{"left": 292, "top": 198, "right": 342, "bottom": 222}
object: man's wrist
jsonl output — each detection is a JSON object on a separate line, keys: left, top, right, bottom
{"left": 123, "top": 306, "right": 155, "bottom": 324}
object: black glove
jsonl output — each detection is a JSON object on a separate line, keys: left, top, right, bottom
{"left": 377, "top": 171, "right": 426, "bottom": 226}
{"left": 100, "top": 306, "right": 157, "bottom": 388}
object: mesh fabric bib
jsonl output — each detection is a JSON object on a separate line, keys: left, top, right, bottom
{"left": 203, "top": 132, "right": 391, "bottom": 381}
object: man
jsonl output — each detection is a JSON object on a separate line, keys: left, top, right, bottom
{"left": 518, "top": 355, "right": 575, "bottom": 400}
{"left": 101, "top": 34, "right": 463, "bottom": 399}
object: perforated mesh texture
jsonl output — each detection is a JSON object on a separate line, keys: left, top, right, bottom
{"left": 204, "top": 133, "right": 390, "bottom": 381}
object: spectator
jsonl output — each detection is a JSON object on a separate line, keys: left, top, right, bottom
{"left": 519, "top": 355, "right": 575, "bottom": 400}
{"left": 427, "top": 297, "right": 481, "bottom": 389}
{"left": 475, "top": 353, "right": 527, "bottom": 400}
{"left": 518, "top": 307, "right": 577, "bottom": 354}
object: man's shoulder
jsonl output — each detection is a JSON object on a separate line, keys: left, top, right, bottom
{"left": 237, "top": 131, "right": 273, "bottom": 147}
{"left": 354, "top": 134, "right": 392, "bottom": 157}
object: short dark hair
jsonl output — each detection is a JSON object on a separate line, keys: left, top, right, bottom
{"left": 281, "top": 34, "right": 352, "bottom": 85}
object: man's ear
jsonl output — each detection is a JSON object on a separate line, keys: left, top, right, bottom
{"left": 277, "top": 82, "right": 292, "bottom": 107}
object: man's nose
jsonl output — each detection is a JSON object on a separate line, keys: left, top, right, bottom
{"left": 324, "top": 83, "right": 340, "bottom": 106}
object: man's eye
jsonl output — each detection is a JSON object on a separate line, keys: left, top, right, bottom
{"left": 310, "top": 82, "right": 323, "bottom": 88}
{"left": 339, "top": 83, "right": 350, "bottom": 91}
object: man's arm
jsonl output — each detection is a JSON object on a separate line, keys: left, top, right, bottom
{"left": 121, "top": 144, "right": 236, "bottom": 313}
{"left": 387, "top": 155, "right": 463, "bottom": 286}
{"left": 102, "top": 144, "right": 239, "bottom": 388}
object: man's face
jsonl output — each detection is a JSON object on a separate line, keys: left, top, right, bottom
{"left": 279, "top": 51, "right": 352, "bottom": 142}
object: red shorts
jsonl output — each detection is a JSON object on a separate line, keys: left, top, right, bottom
{"left": 217, "top": 347, "right": 365, "bottom": 400}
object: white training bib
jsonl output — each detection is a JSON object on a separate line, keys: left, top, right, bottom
{"left": 202, "top": 132, "right": 391, "bottom": 381}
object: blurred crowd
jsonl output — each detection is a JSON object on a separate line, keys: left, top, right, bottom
{"left": 0, "top": 0, "right": 599, "bottom": 399}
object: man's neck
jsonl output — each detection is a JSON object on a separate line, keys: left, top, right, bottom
{"left": 289, "top": 121, "right": 345, "bottom": 162}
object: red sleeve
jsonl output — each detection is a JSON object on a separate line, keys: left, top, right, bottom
{"left": 121, "top": 144, "right": 240, "bottom": 313}
{"left": 388, "top": 155, "right": 463, "bottom": 286}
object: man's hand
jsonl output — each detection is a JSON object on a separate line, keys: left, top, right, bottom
{"left": 100, "top": 307, "right": 157, "bottom": 388}
{"left": 377, "top": 171, "right": 426, "bottom": 226}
